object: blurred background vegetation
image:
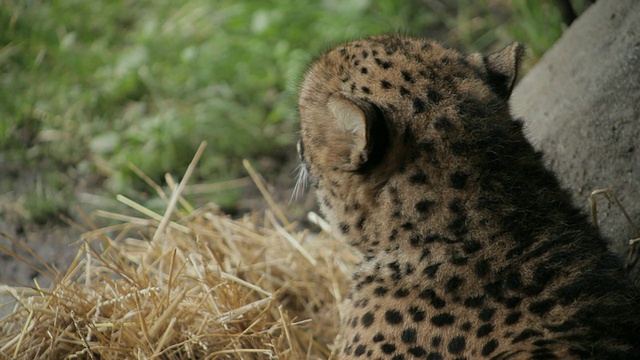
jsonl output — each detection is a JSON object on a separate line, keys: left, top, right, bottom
{"left": 1, "top": 0, "right": 590, "bottom": 225}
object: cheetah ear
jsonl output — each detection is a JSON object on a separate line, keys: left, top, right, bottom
{"left": 327, "top": 95, "right": 369, "bottom": 170}
{"left": 484, "top": 42, "right": 525, "bottom": 98}
{"left": 327, "top": 95, "right": 385, "bottom": 171}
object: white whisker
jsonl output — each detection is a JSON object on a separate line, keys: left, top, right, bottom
{"left": 290, "top": 163, "right": 309, "bottom": 203}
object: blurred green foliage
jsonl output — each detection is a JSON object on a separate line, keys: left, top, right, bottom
{"left": 0, "top": 0, "right": 586, "bottom": 221}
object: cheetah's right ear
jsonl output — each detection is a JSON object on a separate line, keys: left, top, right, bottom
{"left": 328, "top": 95, "right": 369, "bottom": 170}
{"left": 467, "top": 43, "right": 525, "bottom": 99}
{"left": 486, "top": 43, "right": 524, "bottom": 98}
{"left": 327, "top": 95, "right": 386, "bottom": 171}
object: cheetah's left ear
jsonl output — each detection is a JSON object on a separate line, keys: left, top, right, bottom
{"left": 467, "top": 43, "right": 524, "bottom": 99}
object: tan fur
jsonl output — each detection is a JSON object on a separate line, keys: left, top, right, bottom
{"left": 298, "top": 35, "right": 640, "bottom": 359}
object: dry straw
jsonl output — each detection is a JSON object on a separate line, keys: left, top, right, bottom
{"left": 0, "top": 142, "right": 359, "bottom": 359}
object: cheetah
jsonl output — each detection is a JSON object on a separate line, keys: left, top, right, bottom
{"left": 297, "top": 35, "right": 640, "bottom": 359}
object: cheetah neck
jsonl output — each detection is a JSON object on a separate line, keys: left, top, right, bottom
{"left": 337, "top": 133, "right": 597, "bottom": 269}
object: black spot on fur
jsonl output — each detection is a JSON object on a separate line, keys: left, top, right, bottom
{"left": 462, "top": 240, "right": 482, "bottom": 254}
{"left": 402, "top": 328, "right": 417, "bottom": 343}
{"left": 450, "top": 171, "right": 470, "bottom": 189}
{"left": 380, "top": 343, "right": 396, "bottom": 354}
{"left": 408, "top": 266, "right": 417, "bottom": 277}
{"left": 399, "top": 70, "right": 413, "bottom": 83}
{"left": 512, "top": 329, "right": 543, "bottom": 343}
{"left": 427, "top": 89, "right": 442, "bottom": 103}
{"left": 389, "top": 266, "right": 403, "bottom": 281}
{"left": 431, "top": 296, "right": 446, "bottom": 309}
{"left": 385, "top": 309, "right": 403, "bottom": 324}
{"left": 434, "top": 116, "right": 454, "bottom": 132}
{"left": 450, "top": 255, "right": 468, "bottom": 266}
{"left": 410, "top": 170, "right": 429, "bottom": 184}
{"left": 476, "top": 323, "right": 494, "bottom": 337}
{"left": 360, "top": 67, "right": 368, "bottom": 74}
{"left": 431, "top": 313, "right": 455, "bottom": 327}
{"left": 545, "top": 320, "right": 577, "bottom": 333}
{"left": 361, "top": 312, "right": 374, "bottom": 327}
{"left": 448, "top": 214, "right": 468, "bottom": 237}
{"left": 339, "top": 222, "right": 350, "bottom": 234}
{"left": 384, "top": 42, "right": 397, "bottom": 55}
{"left": 481, "top": 339, "right": 498, "bottom": 356}
{"left": 408, "top": 306, "right": 426, "bottom": 322}
{"left": 504, "top": 296, "right": 522, "bottom": 309}
{"left": 402, "top": 123, "right": 415, "bottom": 144}
{"left": 399, "top": 86, "right": 410, "bottom": 97}
{"left": 447, "top": 336, "right": 466, "bottom": 354}
{"left": 528, "top": 298, "right": 556, "bottom": 316}
{"left": 533, "top": 339, "right": 556, "bottom": 347}
{"left": 413, "top": 97, "right": 426, "bottom": 113}
{"left": 374, "top": 286, "right": 388, "bottom": 296}
{"left": 445, "top": 276, "right": 464, "bottom": 293}
{"left": 408, "top": 347, "right": 427, "bottom": 357}
{"left": 505, "top": 271, "right": 522, "bottom": 290}
{"left": 401, "top": 222, "right": 414, "bottom": 230}
{"left": 423, "top": 263, "right": 440, "bottom": 278}
{"left": 474, "top": 258, "right": 491, "bottom": 278}
{"left": 484, "top": 281, "right": 503, "bottom": 300}
{"left": 431, "top": 336, "right": 442, "bottom": 347}
{"left": 419, "top": 288, "right": 435, "bottom": 300}
{"left": 374, "top": 58, "right": 392, "bottom": 69}
{"left": 420, "top": 248, "right": 430, "bottom": 261}
{"left": 354, "top": 344, "right": 366, "bottom": 356}
{"left": 464, "top": 295, "right": 485, "bottom": 308}
{"left": 416, "top": 140, "right": 435, "bottom": 154}
{"left": 410, "top": 234, "right": 423, "bottom": 247}
{"left": 478, "top": 308, "right": 496, "bottom": 322}
{"left": 380, "top": 80, "right": 392, "bottom": 89}
{"left": 504, "top": 311, "right": 522, "bottom": 325}
{"left": 449, "top": 198, "right": 463, "bottom": 213}
{"left": 415, "top": 199, "right": 435, "bottom": 213}
{"left": 461, "top": 321, "right": 472, "bottom": 331}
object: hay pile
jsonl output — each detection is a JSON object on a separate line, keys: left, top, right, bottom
{"left": 0, "top": 144, "right": 359, "bottom": 359}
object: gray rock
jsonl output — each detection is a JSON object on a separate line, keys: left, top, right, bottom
{"left": 512, "top": 0, "right": 640, "bottom": 280}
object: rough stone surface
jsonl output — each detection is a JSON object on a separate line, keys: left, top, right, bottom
{"left": 512, "top": 0, "right": 640, "bottom": 281}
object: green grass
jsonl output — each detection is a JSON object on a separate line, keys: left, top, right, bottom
{"left": 0, "top": 0, "right": 587, "bottom": 222}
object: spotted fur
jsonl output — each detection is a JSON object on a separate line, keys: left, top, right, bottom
{"left": 297, "top": 35, "right": 640, "bottom": 359}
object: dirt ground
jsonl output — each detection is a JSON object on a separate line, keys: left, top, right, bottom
{"left": 0, "top": 153, "right": 310, "bottom": 288}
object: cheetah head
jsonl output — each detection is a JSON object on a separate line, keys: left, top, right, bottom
{"left": 297, "top": 35, "right": 523, "bottom": 249}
